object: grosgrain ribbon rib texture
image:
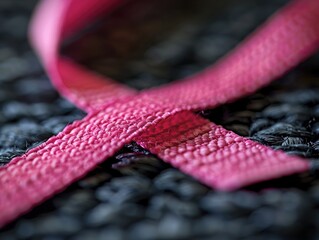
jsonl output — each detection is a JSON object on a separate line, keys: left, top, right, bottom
{"left": 0, "top": 0, "right": 318, "bottom": 227}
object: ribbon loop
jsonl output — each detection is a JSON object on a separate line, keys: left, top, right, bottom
{"left": 0, "top": 0, "right": 318, "bottom": 227}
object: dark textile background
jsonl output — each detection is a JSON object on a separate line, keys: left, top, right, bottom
{"left": 1, "top": 0, "right": 319, "bottom": 239}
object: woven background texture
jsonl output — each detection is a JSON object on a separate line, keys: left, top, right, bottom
{"left": 1, "top": 0, "right": 319, "bottom": 239}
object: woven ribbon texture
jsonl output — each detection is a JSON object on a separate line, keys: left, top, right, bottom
{"left": 0, "top": 0, "right": 319, "bottom": 227}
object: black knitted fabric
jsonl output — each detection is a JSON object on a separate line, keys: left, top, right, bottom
{"left": 1, "top": 1, "right": 319, "bottom": 240}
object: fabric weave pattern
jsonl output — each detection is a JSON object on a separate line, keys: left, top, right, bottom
{"left": 0, "top": 0, "right": 319, "bottom": 227}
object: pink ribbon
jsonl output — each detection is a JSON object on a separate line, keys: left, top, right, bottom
{"left": 0, "top": 0, "right": 319, "bottom": 227}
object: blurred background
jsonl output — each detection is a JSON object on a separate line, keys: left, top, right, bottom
{"left": 1, "top": 0, "right": 319, "bottom": 239}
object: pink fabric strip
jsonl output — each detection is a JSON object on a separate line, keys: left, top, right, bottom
{"left": 135, "top": 112, "right": 309, "bottom": 190}
{"left": 0, "top": 0, "right": 318, "bottom": 227}
{"left": 149, "top": 0, "right": 319, "bottom": 110}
